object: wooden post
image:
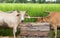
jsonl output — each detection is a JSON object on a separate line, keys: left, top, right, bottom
{"left": 20, "top": 22, "right": 50, "bottom": 38}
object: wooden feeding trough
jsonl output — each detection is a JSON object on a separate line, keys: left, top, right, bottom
{"left": 20, "top": 22, "right": 50, "bottom": 38}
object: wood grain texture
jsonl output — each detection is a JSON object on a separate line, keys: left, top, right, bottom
{"left": 20, "top": 23, "right": 50, "bottom": 38}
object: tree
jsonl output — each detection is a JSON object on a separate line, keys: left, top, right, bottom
{"left": 32, "top": 0, "right": 36, "bottom": 3}
{"left": 24, "top": 0, "right": 27, "bottom": 3}
{"left": 0, "top": 0, "right": 4, "bottom": 3}
{"left": 3, "top": 0, "right": 14, "bottom": 3}
{"left": 38, "top": 0, "right": 45, "bottom": 3}
{"left": 38, "top": 0, "right": 41, "bottom": 3}
{"left": 56, "top": 0, "right": 60, "bottom": 3}
{"left": 13, "top": 0, "right": 16, "bottom": 3}
{"left": 19, "top": 0, "right": 24, "bottom": 3}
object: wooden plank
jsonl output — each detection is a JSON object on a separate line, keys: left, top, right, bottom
{"left": 20, "top": 22, "right": 50, "bottom": 38}
{"left": 20, "top": 22, "right": 50, "bottom": 26}
{"left": 20, "top": 26, "right": 50, "bottom": 31}
{"left": 20, "top": 31, "right": 50, "bottom": 36}
{"left": 21, "top": 36, "right": 50, "bottom": 38}
{"left": 20, "top": 23, "right": 50, "bottom": 31}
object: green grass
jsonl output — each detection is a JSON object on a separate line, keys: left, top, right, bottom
{"left": 0, "top": 3, "right": 60, "bottom": 16}
{"left": 0, "top": 3, "right": 60, "bottom": 38}
{"left": 57, "top": 29, "right": 60, "bottom": 38}
{"left": 0, "top": 3, "right": 60, "bottom": 22}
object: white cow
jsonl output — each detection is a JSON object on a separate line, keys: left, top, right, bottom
{"left": 0, "top": 10, "right": 30, "bottom": 38}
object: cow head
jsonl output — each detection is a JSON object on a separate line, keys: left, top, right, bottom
{"left": 37, "top": 17, "right": 43, "bottom": 23}
{"left": 9, "top": 10, "right": 19, "bottom": 16}
{"left": 17, "top": 11, "right": 30, "bottom": 22}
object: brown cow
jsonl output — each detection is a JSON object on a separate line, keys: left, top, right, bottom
{"left": 37, "top": 12, "right": 60, "bottom": 38}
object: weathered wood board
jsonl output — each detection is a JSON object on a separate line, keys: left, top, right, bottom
{"left": 21, "top": 36, "right": 50, "bottom": 38}
{"left": 20, "top": 22, "right": 50, "bottom": 38}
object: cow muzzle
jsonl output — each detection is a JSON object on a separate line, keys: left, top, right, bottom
{"left": 21, "top": 20, "right": 24, "bottom": 23}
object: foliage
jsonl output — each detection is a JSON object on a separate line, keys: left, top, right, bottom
{"left": 3, "top": 0, "right": 14, "bottom": 3}
{"left": 32, "top": 0, "right": 36, "bottom": 3}
{"left": 38, "top": 0, "right": 45, "bottom": 3}
{"left": 0, "top": 0, "right": 60, "bottom": 3}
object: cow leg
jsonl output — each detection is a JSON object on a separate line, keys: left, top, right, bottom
{"left": 13, "top": 25, "right": 17, "bottom": 38}
{"left": 54, "top": 27, "right": 57, "bottom": 38}
{"left": 53, "top": 26, "right": 57, "bottom": 38}
{"left": 13, "top": 29, "right": 15, "bottom": 38}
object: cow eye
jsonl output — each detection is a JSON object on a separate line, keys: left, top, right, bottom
{"left": 17, "top": 14, "right": 20, "bottom": 16}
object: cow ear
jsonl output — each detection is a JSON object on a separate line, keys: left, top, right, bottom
{"left": 17, "top": 14, "right": 20, "bottom": 16}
